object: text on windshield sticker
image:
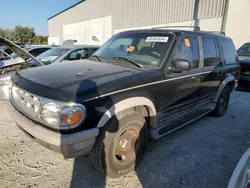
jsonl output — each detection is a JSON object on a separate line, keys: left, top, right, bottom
{"left": 146, "top": 37, "right": 169, "bottom": 43}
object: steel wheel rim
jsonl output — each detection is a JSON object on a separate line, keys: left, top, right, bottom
{"left": 113, "top": 126, "right": 140, "bottom": 165}
{"left": 218, "top": 91, "right": 228, "bottom": 114}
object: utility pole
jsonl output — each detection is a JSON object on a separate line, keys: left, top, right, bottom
{"left": 221, "top": 0, "right": 230, "bottom": 35}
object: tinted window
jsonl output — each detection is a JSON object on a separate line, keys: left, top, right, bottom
{"left": 29, "top": 48, "right": 50, "bottom": 57}
{"left": 202, "top": 37, "right": 220, "bottom": 67}
{"left": 66, "top": 49, "right": 89, "bottom": 61}
{"left": 221, "top": 38, "right": 237, "bottom": 65}
{"left": 172, "top": 36, "right": 199, "bottom": 69}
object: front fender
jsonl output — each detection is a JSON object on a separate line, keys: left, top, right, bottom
{"left": 96, "top": 97, "right": 157, "bottom": 129}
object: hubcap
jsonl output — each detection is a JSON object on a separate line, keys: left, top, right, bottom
{"left": 114, "top": 126, "right": 140, "bottom": 164}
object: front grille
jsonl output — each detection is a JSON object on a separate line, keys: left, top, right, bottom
{"left": 11, "top": 84, "right": 41, "bottom": 117}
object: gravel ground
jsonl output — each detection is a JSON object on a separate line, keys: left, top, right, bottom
{"left": 1, "top": 90, "right": 250, "bottom": 188}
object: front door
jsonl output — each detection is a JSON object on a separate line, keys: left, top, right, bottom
{"left": 158, "top": 35, "right": 203, "bottom": 125}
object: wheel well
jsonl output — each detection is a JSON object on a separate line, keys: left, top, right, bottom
{"left": 119, "top": 105, "right": 150, "bottom": 118}
{"left": 228, "top": 81, "right": 235, "bottom": 92}
{"left": 117, "top": 105, "right": 153, "bottom": 130}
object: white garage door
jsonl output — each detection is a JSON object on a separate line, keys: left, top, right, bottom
{"left": 63, "top": 16, "right": 111, "bottom": 46}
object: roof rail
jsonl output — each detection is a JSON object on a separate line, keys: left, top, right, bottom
{"left": 152, "top": 26, "right": 201, "bottom": 31}
{"left": 200, "top": 30, "right": 226, "bottom": 36}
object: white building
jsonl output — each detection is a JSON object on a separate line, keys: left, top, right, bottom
{"left": 48, "top": 0, "right": 250, "bottom": 48}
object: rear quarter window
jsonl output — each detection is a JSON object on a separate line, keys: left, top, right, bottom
{"left": 220, "top": 38, "right": 237, "bottom": 65}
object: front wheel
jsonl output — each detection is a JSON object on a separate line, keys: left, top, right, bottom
{"left": 89, "top": 111, "right": 148, "bottom": 178}
{"left": 212, "top": 85, "right": 230, "bottom": 117}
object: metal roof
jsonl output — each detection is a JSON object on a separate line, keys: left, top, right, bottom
{"left": 47, "top": 0, "right": 84, "bottom": 20}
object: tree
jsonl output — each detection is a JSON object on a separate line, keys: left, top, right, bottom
{"left": 0, "top": 29, "right": 14, "bottom": 40}
{"left": 0, "top": 25, "right": 48, "bottom": 45}
{"left": 35, "top": 35, "right": 48, "bottom": 45}
{"left": 13, "top": 25, "right": 36, "bottom": 44}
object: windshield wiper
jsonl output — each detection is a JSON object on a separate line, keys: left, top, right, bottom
{"left": 113, "top": 56, "right": 143, "bottom": 68}
{"left": 91, "top": 55, "right": 102, "bottom": 62}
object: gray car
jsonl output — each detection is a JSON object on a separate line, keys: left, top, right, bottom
{"left": 0, "top": 37, "right": 100, "bottom": 100}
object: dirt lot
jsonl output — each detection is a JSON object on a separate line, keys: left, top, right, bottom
{"left": 1, "top": 90, "right": 250, "bottom": 188}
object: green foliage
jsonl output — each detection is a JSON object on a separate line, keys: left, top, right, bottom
{"left": 0, "top": 26, "right": 48, "bottom": 45}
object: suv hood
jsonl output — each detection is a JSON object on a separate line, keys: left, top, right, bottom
{"left": 0, "top": 37, "right": 43, "bottom": 65}
{"left": 18, "top": 60, "right": 138, "bottom": 93}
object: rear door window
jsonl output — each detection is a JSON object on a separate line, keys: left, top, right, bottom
{"left": 220, "top": 38, "right": 237, "bottom": 65}
{"left": 201, "top": 37, "right": 220, "bottom": 67}
{"left": 172, "top": 36, "right": 199, "bottom": 69}
{"left": 66, "top": 49, "right": 89, "bottom": 61}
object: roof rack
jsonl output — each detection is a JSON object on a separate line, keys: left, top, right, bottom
{"left": 152, "top": 26, "right": 200, "bottom": 31}
{"left": 200, "top": 30, "right": 226, "bottom": 35}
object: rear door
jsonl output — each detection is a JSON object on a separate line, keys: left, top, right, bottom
{"left": 199, "top": 36, "right": 224, "bottom": 98}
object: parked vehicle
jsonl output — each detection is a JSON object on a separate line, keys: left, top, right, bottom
{"left": 0, "top": 46, "right": 14, "bottom": 61}
{"left": 228, "top": 147, "right": 250, "bottom": 188}
{"left": 3, "top": 46, "right": 52, "bottom": 66}
{"left": 34, "top": 44, "right": 100, "bottom": 65}
{"left": 8, "top": 29, "right": 240, "bottom": 178}
{"left": 237, "top": 42, "right": 250, "bottom": 88}
{"left": 0, "top": 36, "right": 100, "bottom": 99}
{"left": 0, "top": 42, "right": 25, "bottom": 61}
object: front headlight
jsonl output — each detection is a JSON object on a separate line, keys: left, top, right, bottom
{"left": 40, "top": 102, "right": 86, "bottom": 129}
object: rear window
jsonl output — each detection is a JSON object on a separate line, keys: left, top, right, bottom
{"left": 221, "top": 38, "right": 237, "bottom": 65}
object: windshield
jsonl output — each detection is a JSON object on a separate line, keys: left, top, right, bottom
{"left": 94, "top": 32, "right": 172, "bottom": 68}
{"left": 237, "top": 43, "right": 250, "bottom": 56}
{"left": 36, "top": 48, "right": 69, "bottom": 65}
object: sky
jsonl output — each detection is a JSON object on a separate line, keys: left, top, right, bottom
{"left": 0, "top": 0, "right": 82, "bottom": 36}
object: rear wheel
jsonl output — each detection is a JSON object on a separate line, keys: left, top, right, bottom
{"left": 212, "top": 85, "right": 230, "bottom": 117}
{"left": 90, "top": 111, "right": 148, "bottom": 178}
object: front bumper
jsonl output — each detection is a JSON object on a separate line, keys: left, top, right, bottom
{"left": 238, "top": 76, "right": 250, "bottom": 88}
{"left": 0, "top": 84, "right": 10, "bottom": 100}
{"left": 8, "top": 101, "right": 99, "bottom": 158}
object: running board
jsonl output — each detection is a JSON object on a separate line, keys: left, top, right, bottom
{"left": 150, "top": 103, "right": 216, "bottom": 139}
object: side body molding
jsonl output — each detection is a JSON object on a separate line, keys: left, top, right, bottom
{"left": 97, "top": 97, "right": 157, "bottom": 128}
{"left": 212, "top": 75, "right": 235, "bottom": 103}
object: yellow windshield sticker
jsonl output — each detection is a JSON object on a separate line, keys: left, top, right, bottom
{"left": 184, "top": 39, "right": 190, "bottom": 47}
{"left": 127, "top": 46, "right": 135, "bottom": 52}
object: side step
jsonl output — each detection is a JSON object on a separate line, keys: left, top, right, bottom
{"left": 150, "top": 103, "right": 216, "bottom": 139}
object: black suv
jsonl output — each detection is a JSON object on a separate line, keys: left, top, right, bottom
{"left": 8, "top": 29, "right": 240, "bottom": 178}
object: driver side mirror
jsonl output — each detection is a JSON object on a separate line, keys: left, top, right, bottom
{"left": 172, "top": 59, "right": 191, "bottom": 72}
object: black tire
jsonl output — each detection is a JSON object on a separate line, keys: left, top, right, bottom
{"left": 89, "top": 111, "right": 148, "bottom": 178}
{"left": 212, "top": 85, "right": 230, "bottom": 117}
